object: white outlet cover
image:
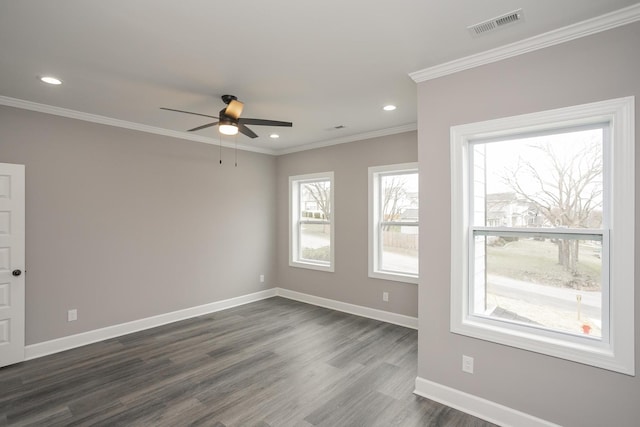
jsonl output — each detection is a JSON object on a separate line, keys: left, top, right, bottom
{"left": 462, "top": 355, "right": 474, "bottom": 373}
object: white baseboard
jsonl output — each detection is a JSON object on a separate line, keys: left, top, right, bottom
{"left": 414, "top": 376, "right": 560, "bottom": 427}
{"left": 275, "top": 287, "right": 418, "bottom": 329}
{"left": 24, "top": 287, "right": 418, "bottom": 361}
{"left": 25, "top": 288, "right": 277, "bottom": 361}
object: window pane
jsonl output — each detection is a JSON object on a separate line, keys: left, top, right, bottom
{"left": 473, "top": 128, "right": 604, "bottom": 228}
{"left": 300, "top": 180, "right": 331, "bottom": 220}
{"left": 380, "top": 225, "right": 418, "bottom": 275}
{"left": 300, "top": 223, "right": 331, "bottom": 263}
{"left": 381, "top": 173, "right": 418, "bottom": 222}
{"left": 473, "top": 235, "right": 603, "bottom": 338}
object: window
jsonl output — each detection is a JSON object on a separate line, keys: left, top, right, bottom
{"left": 369, "top": 163, "right": 419, "bottom": 283}
{"left": 289, "top": 172, "right": 334, "bottom": 272}
{"left": 451, "top": 97, "right": 634, "bottom": 374}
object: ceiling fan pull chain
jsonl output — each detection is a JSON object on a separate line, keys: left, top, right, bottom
{"left": 235, "top": 135, "right": 238, "bottom": 167}
{"left": 219, "top": 133, "right": 223, "bottom": 165}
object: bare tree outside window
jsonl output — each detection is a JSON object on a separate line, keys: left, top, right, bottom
{"left": 501, "top": 134, "right": 603, "bottom": 276}
{"left": 382, "top": 175, "right": 409, "bottom": 223}
{"left": 303, "top": 181, "right": 331, "bottom": 220}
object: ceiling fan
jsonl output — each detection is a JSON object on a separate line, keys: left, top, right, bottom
{"left": 161, "top": 95, "right": 292, "bottom": 138}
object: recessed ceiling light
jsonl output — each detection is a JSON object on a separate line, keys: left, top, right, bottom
{"left": 383, "top": 105, "right": 396, "bottom": 111}
{"left": 40, "top": 76, "right": 62, "bottom": 85}
{"left": 270, "top": 134, "right": 280, "bottom": 139}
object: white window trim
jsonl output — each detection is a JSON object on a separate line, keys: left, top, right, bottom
{"left": 368, "top": 163, "right": 419, "bottom": 284}
{"left": 289, "top": 171, "right": 335, "bottom": 272}
{"left": 450, "top": 97, "right": 635, "bottom": 375}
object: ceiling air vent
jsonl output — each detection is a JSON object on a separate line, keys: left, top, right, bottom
{"left": 468, "top": 9, "right": 524, "bottom": 36}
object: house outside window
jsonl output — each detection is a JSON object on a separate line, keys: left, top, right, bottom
{"left": 289, "top": 172, "right": 334, "bottom": 272}
{"left": 369, "top": 163, "right": 419, "bottom": 283}
{"left": 450, "top": 97, "right": 634, "bottom": 374}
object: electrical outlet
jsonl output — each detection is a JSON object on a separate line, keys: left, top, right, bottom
{"left": 382, "top": 292, "right": 389, "bottom": 302}
{"left": 462, "top": 355, "right": 474, "bottom": 374}
{"left": 68, "top": 309, "right": 78, "bottom": 322}
{"left": 260, "top": 274, "right": 265, "bottom": 283}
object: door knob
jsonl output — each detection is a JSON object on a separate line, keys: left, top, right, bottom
{"left": 12, "top": 269, "right": 22, "bottom": 277}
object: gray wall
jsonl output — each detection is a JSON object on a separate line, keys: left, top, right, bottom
{"left": 416, "top": 22, "right": 639, "bottom": 426}
{"left": 0, "top": 106, "right": 276, "bottom": 345}
{"left": 276, "top": 132, "right": 418, "bottom": 317}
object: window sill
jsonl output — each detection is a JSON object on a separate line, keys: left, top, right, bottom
{"left": 369, "top": 270, "right": 418, "bottom": 284}
{"left": 451, "top": 314, "right": 633, "bottom": 375}
{"left": 289, "top": 260, "right": 334, "bottom": 273}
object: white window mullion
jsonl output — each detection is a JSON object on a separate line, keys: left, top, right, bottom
{"left": 377, "top": 223, "right": 384, "bottom": 272}
{"left": 600, "top": 228, "right": 611, "bottom": 345}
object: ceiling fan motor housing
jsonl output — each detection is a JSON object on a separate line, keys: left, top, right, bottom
{"left": 221, "top": 94, "right": 238, "bottom": 105}
{"left": 219, "top": 109, "right": 238, "bottom": 125}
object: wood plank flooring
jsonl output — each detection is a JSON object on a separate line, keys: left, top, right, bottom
{"left": 0, "top": 297, "right": 498, "bottom": 426}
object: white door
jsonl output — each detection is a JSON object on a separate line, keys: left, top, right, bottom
{"left": 0, "top": 163, "right": 25, "bottom": 367}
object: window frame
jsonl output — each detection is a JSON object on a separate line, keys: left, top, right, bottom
{"left": 289, "top": 171, "right": 335, "bottom": 272}
{"left": 450, "top": 97, "right": 635, "bottom": 375}
{"left": 368, "top": 163, "right": 419, "bottom": 284}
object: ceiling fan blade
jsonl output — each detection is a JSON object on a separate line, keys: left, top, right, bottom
{"left": 225, "top": 100, "right": 244, "bottom": 120}
{"left": 239, "top": 118, "right": 293, "bottom": 127}
{"left": 238, "top": 124, "right": 258, "bottom": 139}
{"left": 160, "top": 107, "right": 218, "bottom": 120}
{"left": 188, "top": 122, "right": 219, "bottom": 132}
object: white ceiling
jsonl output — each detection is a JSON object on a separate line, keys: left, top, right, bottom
{"left": 1, "top": 0, "right": 638, "bottom": 154}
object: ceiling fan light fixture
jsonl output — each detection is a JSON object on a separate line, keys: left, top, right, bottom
{"left": 219, "top": 123, "right": 239, "bottom": 135}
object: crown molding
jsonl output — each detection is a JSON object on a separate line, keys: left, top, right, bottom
{"left": 1, "top": 96, "right": 417, "bottom": 157}
{"left": 0, "top": 96, "right": 276, "bottom": 155}
{"left": 410, "top": 3, "right": 640, "bottom": 83}
{"left": 274, "top": 123, "right": 417, "bottom": 155}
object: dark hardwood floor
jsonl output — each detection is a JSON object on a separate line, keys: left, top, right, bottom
{"left": 0, "top": 297, "right": 497, "bottom": 426}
